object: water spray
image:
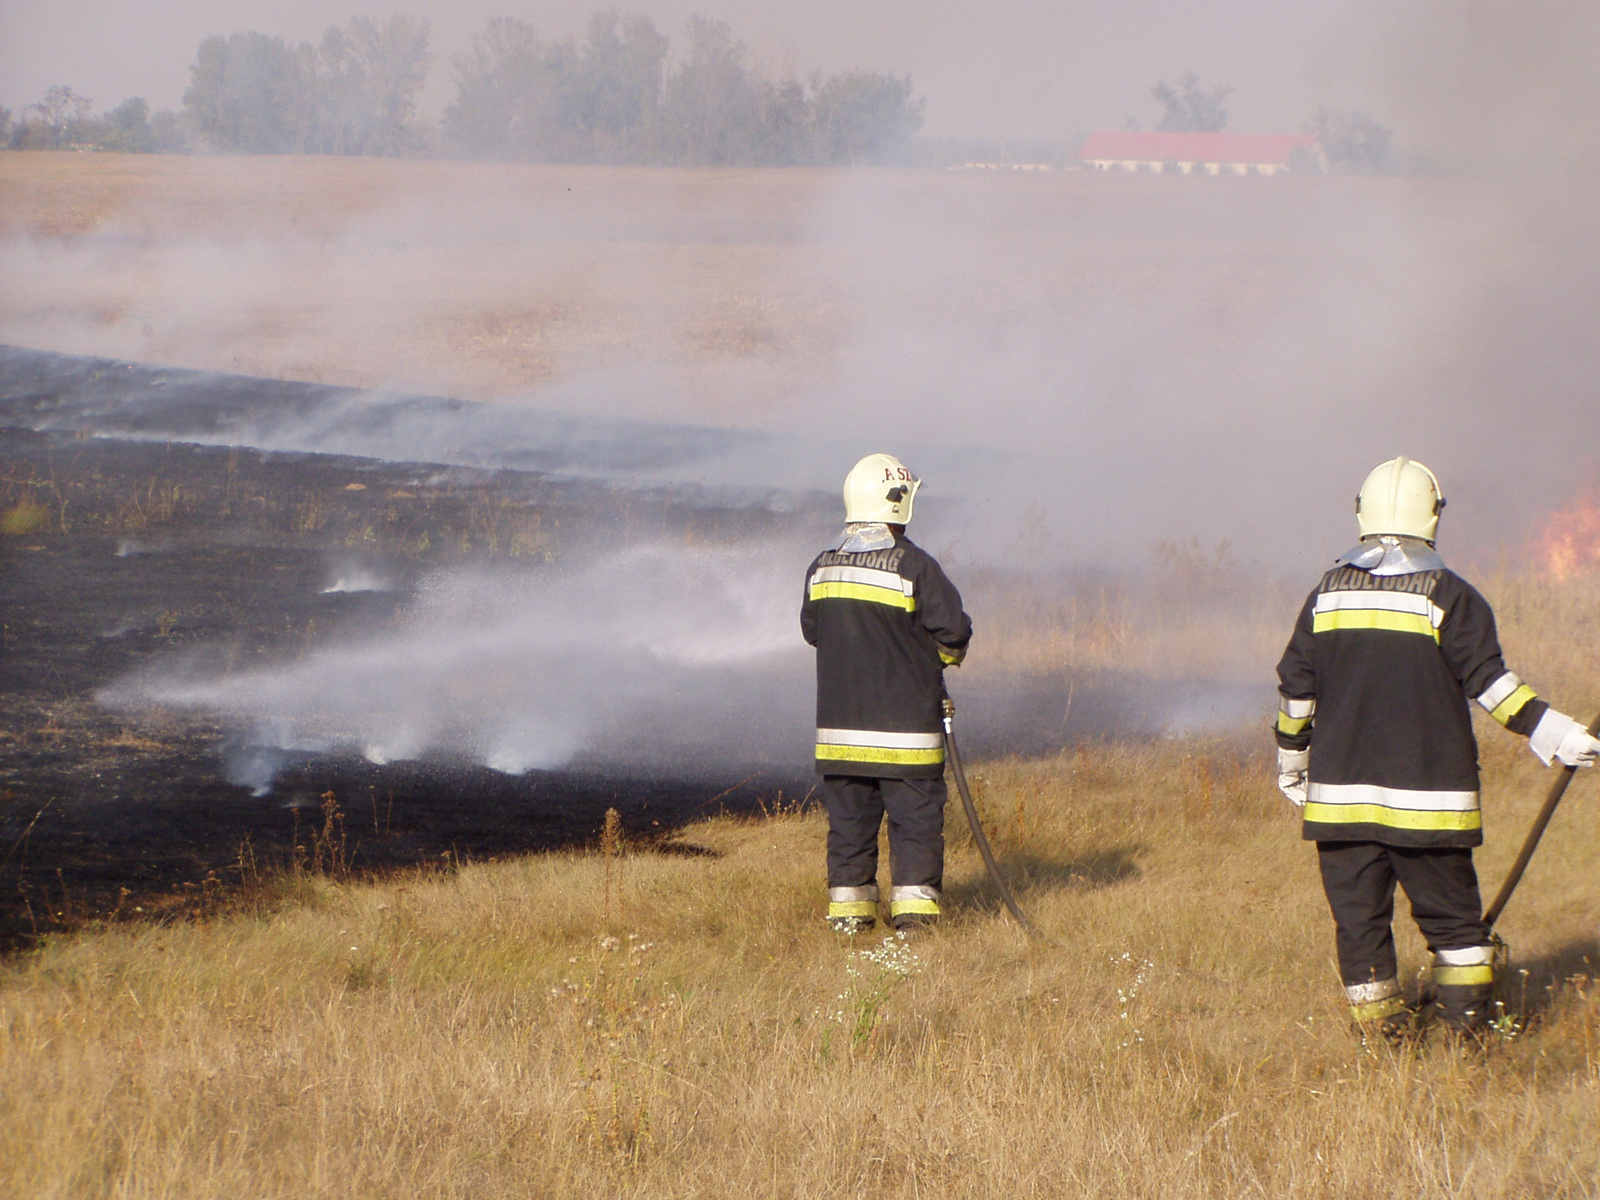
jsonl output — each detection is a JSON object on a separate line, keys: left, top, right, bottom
{"left": 942, "top": 691, "right": 1039, "bottom": 937}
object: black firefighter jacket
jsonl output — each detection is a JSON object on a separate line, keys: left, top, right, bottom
{"left": 801, "top": 535, "right": 973, "bottom": 778}
{"left": 1275, "top": 563, "right": 1547, "bottom": 848}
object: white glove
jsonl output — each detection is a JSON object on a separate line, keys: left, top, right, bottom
{"left": 1277, "top": 748, "right": 1309, "bottom": 807}
{"left": 1529, "top": 708, "right": 1600, "bottom": 768}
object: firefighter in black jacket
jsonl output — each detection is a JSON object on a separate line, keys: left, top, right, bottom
{"left": 1275, "top": 456, "right": 1600, "bottom": 1036}
{"left": 801, "top": 453, "right": 973, "bottom": 934}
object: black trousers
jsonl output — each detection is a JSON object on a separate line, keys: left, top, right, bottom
{"left": 821, "top": 775, "right": 946, "bottom": 891}
{"left": 1316, "top": 841, "right": 1490, "bottom": 987}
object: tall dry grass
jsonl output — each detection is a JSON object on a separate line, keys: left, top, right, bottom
{"left": 967, "top": 539, "right": 1297, "bottom": 683}
{"left": 971, "top": 545, "right": 1600, "bottom": 713}
{"left": 3, "top": 716, "right": 1597, "bottom": 1197}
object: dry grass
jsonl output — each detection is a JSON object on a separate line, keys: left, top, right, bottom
{"left": 0, "top": 154, "right": 851, "bottom": 409}
{"left": 968, "top": 540, "right": 1298, "bottom": 683}
{"left": 0, "top": 152, "right": 1342, "bottom": 419}
{"left": 970, "top": 547, "right": 1600, "bottom": 716}
{"left": 3, "top": 716, "right": 1598, "bottom": 1196}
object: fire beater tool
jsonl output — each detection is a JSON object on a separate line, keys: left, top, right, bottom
{"left": 1483, "top": 709, "right": 1600, "bottom": 929}
{"left": 941, "top": 692, "right": 1039, "bottom": 937}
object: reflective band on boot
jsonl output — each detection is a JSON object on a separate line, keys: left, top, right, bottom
{"left": 828, "top": 884, "right": 879, "bottom": 921}
{"left": 1433, "top": 945, "right": 1494, "bottom": 988}
{"left": 1346, "top": 978, "right": 1405, "bottom": 1023}
{"left": 889, "top": 884, "right": 940, "bottom": 919}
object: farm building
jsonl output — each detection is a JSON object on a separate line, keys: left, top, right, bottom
{"left": 1080, "top": 131, "right": 1326, "bottom": 176}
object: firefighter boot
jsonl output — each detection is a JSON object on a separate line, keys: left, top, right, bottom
{"left": 888, "top": 885, "right": 940, "bottom": 934}
{"left": 1346, "top": 979, "right": 1412, "bottom": 1045}
{"left": 828, "top": 885, "right": 879, "bottom": 934}
{"left": 1432, "top": 946, "right": 1494, "bottom": 1035}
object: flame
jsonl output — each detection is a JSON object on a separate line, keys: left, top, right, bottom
{"left": 1536, "top": 490, "right": 1600, "bottom": 580}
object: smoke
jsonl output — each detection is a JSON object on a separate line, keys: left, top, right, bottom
{"left": 100, "top": 542, "right": 815, "bottom": 779}
{"left": 10, "top": 155, "right": 1600, "bottom": 571}
{"left": 8, "top": 0, "right": 1600, "bottom": 784}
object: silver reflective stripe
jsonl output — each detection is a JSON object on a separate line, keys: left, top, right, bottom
{"left": 889, "top": 884, "right": 939, "bottom": 903}
{"left": 1314, "top": 589, "right": 1445, "bottom": 627}
{"left": 1476, "top": 671, "right": 1523, "bottom": 713}
{"left": 815, "top": 728, "right": 944, "bottom": 750}
{"left": 809, "top": 564, "right": 913, "bottom": 595}
{"left": 829, "top": 885, "right": 880, "bottom": 903}
{"left": 1345, "top": 978, "right": 1401, "bottom": 1004}
{"left": 1280, "top": 696, "right": 1315, "bottom": 719}
{"left": 1435, "top": 945, "right": 1493, "bottom": 967}
{"left": 1307, "top": 782, "right": 1480, "bottom": 813}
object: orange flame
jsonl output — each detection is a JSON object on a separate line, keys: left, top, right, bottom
{"left": 1536, "top": 490, "right": 1600, "bottom": 581}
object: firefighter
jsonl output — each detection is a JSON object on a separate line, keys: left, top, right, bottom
{"left": 1275, "top": 456, "right": 1600, "bottom": 1037}
{"left": 801, "top": 453, "right": 973, "bottom": 934}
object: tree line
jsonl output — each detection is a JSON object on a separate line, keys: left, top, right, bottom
{"left": 2, "top": 86, "right": 185, "bottom": 153}
{"left": 1, "top": 12, "right": 925, "bottom": 167}
{"left": 2, "top": 35, "right": 1397, "bottom": 173}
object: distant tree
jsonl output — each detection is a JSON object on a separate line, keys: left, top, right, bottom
{"left": 1151, "top": 72, "right": 1231, "bottom": 133}
{"left": 312, "top": 16, "right": 431, "bottom": 155}
{"left": 662, "top": 16, "right": 763, "bottom": 165}
{"left": 812, "top": 70, "right": 923, "bottom": 165}
{"left": 443, "top": 17, "right": 581, "bottom": 160}
{"left": 147, "top": 109, "right": 188, "bottom": 153}
{"left": 184, "top": 31, "right": 312, "bottom": 152}
{"left": 0, "top": 108, "right": 12, "bottom": 148}
{"left": 757, "top": 77, "right": 813, "bottom": 166}
{"left": 1308, "top": 107, "right": 1393, "bottom": 173}
{"left": 444, "top": 9, "right": 925, "bottom": 168}
{"left": 15, "top": 85, "right": 95, "bottom": 149}
{"left": 98, "top": 97, "right": 155, "bottom": 152}
{"left": 569, "top": 11, "right": 668, "bottom": 162}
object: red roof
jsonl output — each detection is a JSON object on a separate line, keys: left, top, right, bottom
{"left": 1080, "top": 131, "right": 1316, "bottom": 165}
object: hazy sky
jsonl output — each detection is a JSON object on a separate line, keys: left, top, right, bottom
{"left": 3, "top": 0, "right": 1391, "bottom": 139}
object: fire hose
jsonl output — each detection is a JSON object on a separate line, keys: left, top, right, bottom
{"left": 942, "top": 693, "right": 1040, "bottom": 937}
{"left": 1483, "top": 709, "right": 1600, "bottom": 929}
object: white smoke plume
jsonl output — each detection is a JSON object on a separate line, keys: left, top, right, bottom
{"left": 100, "top": 542, "right": 815, "bottom": 778}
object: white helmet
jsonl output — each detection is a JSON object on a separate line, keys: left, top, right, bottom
{"left": 843, "top": 453, "right": 919, "bottom": 525}
{"left": 1356, "top": 456, "right": 1445, "bottom": 543}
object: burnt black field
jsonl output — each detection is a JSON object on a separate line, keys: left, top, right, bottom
{"left": 0, "top": 346, "right": 1267, "bottom": 952}
{"left": 0, "top": 348, "right": 830, "bottom": 951}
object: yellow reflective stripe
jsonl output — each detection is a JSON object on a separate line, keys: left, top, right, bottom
{"left": 1434, "top": 964, "right": 1493, "bottom": 987}
{"left": 1277, "top": 712, "right": 1313, "bottom": 735}
{"left": 1350, "top": 995, "right": 1406, "bottom": 1023}
{"left": 816, "top": 743, "right": 945, "bottom": 765}
{"left": 1312, "top": 609, "right": 1440, "bottom": 642}
{"left": 808, "top": 581, "right": 916, "bottom": 611}
{"left": 938, "top": 646, "right": 964, "bottom": 666}
{"left": 828, "top": 900, "right": 878, "bottom": 919}
{"left": 1489, "top": 684, "right": 1537, "bottom": 726}
{"left": 1303, "top": 802, "right": 1482, "bottom": 832}
{"left": 889, "top": 898, "right": 940, "bottom": 916}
